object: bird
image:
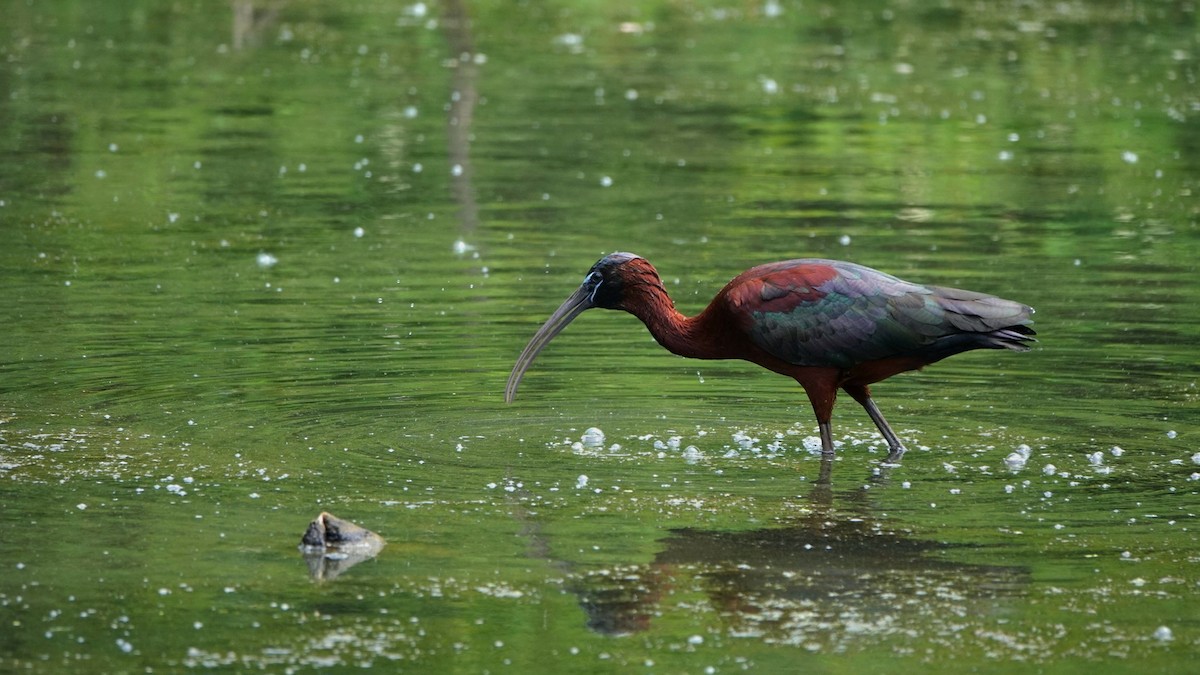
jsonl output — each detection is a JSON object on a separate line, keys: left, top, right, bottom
{"left": 505, "top": 252, "right": 1035, "bottom": 462}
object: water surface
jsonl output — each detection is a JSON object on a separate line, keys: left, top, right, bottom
{"left": 1, "top": 1, "right": 1197, "bottom": 672}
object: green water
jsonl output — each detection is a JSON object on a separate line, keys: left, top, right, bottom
{"left": 2, "top": 1, "right": 1197, "bottom": 672}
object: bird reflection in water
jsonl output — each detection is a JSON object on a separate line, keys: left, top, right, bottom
{"left": 564, "top": 482, "right": 1028, "bottom": 640}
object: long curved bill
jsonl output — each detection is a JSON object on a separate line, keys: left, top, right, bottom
{"left": 505, "top": 285, "right": 594, "bottom": 402}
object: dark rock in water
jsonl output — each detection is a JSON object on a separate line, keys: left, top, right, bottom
{"left": 301, "top": 511, "right": 384, "bottom": 548}
{"left": 299, "top": 512, "right": 385, "bottom": 581}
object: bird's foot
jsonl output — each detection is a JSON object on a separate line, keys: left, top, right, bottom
{"left": 881, "top": 446, "right": 907, "bottom": 466}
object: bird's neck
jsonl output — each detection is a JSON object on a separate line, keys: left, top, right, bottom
{"left": 622, "top": 283, "right": 730, "bottom": 360}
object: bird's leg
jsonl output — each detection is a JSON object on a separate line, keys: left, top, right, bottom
{"left": 843, "top": 384, "right": 907, "bottom": 462}
{"left": 795, "top": 370, "right": 840, "bottom": 458}
{"left": 817, "top": 421, "right": 834, "bottom": 457}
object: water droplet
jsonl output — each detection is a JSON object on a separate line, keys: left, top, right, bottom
{"left": 1004, "top": 454, "right": 1027, "bottom": 470}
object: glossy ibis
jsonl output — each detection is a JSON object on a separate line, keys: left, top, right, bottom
{"left": 505, "top": 253, "right": 1035, "bottom": 462}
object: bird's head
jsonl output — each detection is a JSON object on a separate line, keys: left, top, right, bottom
{"left": 504, "top": 252, "right": 651, "bottom": 402}
{"left": 579, "top": 251, "right": 644, "bottom": 309}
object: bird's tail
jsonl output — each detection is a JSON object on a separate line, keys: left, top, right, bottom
{"left": 929, "top": 285, "right": 1037, "bottom": 352}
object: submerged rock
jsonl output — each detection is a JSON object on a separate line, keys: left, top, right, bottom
{"left": 299, "top": 511, "right": 385, "bottom": 581}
